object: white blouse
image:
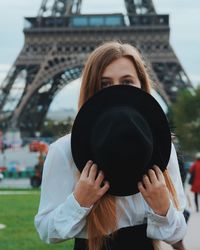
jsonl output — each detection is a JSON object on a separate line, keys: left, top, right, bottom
{"left": 34, "top": 133, "right": 187, "bottom": 245}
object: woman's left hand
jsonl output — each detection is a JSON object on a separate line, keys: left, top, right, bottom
{"left": 138, "top": 165, "right": 170, "bottom": 216}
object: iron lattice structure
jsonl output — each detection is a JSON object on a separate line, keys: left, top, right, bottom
{"left": 0, "top": 0, "right": 193, "bottom": 136}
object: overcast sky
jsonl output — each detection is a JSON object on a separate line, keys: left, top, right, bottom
{"left": 0, "top": 0, "right": 200, "bottom": 111}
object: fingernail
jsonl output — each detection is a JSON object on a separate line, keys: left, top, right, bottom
{"left": 106, "top": 181, "right": 110, "bottom": 186}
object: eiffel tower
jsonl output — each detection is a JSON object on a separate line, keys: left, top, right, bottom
{"left": 0, "top": 0, "right": 193, "bottom": 136}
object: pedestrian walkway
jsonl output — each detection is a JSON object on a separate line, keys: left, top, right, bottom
{"left": 161, "top": 211, "right": 200, "bottom": 250}
{"left": 0, "top": 190, "right": 39, "bottom": 195}
{"left": 0, "top": 177, "right": 31, "bottom": 189}
{"left": 161, "top": 183, "right": 200, "bottom": 250}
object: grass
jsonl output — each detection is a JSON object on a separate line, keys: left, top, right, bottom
{"left": 0, "top": 189, "right": 74, "bottom": 250}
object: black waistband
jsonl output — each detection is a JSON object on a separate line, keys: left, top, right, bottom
{"left": 74, "top": 224, "right": 154, "bottom": 250}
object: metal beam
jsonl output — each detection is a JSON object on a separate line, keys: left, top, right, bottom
{"left": 124, "top": 0, "right": 156, "bottom": 15}
{"left": 37, "top": 0, "right": 82, "bottom": 17}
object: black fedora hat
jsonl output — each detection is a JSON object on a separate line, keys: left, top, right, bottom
{"left": 71, "top": 85, "right": 171, "bottom": 196}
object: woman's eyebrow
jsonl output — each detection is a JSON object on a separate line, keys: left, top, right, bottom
{"left": 101, "top": 76, "right": 111, "bottom": 80}
{"left": 101, "top": 75, "right": 135, "bottom": 79}
{"left": 120, "top": 74, "right": 135, "bottom": 78}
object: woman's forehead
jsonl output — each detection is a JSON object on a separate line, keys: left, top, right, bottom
{"left": 102, "top": 57, "right": 138, "bottom": 77}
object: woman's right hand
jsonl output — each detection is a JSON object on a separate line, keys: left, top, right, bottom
{"left": 73, "top": 160, "right": 110, "bottom": 208}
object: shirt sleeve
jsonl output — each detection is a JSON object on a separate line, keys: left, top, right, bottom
{"left": 34, "top": 136, "right": 92, "bottom": 244}
{"left": 146, "top": 201, "right": 187, "bottom": 245}
{"left": 146, "top": 142, "right": 187, "bottom": 244}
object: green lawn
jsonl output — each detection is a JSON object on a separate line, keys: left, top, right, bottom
{"left": 0, "top": 190, "right": 74, "bottom": 250}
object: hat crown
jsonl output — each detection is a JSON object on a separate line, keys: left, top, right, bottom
{"left": 90, "top": 106, "right": 154, "bottom": 187}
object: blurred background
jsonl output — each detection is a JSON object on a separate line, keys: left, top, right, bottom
{"left": 0, "top": 1, "right": 200, "bottom": 250}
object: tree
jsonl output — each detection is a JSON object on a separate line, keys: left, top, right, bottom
{"left": 171, "top": 86, "right": 200, "bottom": 153}
{"left": 40, "top": 117, "right": 74, "bottom": 138}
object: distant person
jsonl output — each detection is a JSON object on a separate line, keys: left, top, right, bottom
{"left": 34, "top": 41, "right": 187, "bottom": 250}
{"left": 189, "top": 152, "right": 200, "bottom": 212}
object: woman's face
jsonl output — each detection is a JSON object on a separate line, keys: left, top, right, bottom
{"left": 101, "top": 57, "right": 141, "bottom": 89}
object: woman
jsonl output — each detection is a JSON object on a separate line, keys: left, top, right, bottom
{"left": 34, "top": 41, "right": 187, "bottom": 250}
{"left": 189, "top": 152, "right": 200, "bottom": 212}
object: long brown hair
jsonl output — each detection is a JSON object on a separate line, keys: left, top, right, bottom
{"left": 78, "top": 41, "right": 180, "bottom": 250}
{"left": 78, "top": 41, "right": 151, "bottom": 108}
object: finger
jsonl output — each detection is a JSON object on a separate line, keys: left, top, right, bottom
{"left": 153, "top": 165, "right": 164, "bottom": 181}
{"left": 99, "top": 181, "right": 110, "bottom": 195}
{"left": 81, "top": 160, "right": 93, "bottom": 177}
{"left": 148, "top": 169, "right": 158, "bottom": 183}
{"left": 138, "top": 182, "right": 147, "bottom": 195}
{"left": 88, "top": 164, "right": 98, "bottom": 181}
{"left": 142, "top": 174, "right": 151, "bottom": 189}
{"left": 95, "top": 171, "right": 104, "bottom": 186}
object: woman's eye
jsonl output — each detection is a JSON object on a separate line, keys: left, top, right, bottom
{"left": 101, "top": 81, "right": 111, "bottom": 88}
{"left": 122, "top": 79, "right": 134, "bottom": 85}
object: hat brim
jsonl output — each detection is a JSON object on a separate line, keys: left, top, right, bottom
{"left": 71, "top": 85, "right": 171, "bottom": 196}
